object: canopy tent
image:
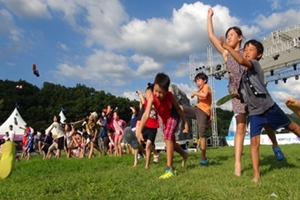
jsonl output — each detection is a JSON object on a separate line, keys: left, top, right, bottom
{"left": 0, "top": 107, "right": 31, "bottom": 140}
{"left": 45, "top": 110, "right": 66, "bottom": 136}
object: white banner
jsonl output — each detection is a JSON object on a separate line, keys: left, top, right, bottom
{"left": 226, "top": 134, "right": 300, "bottom": 146}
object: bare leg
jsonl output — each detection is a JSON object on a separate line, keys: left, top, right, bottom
{"left": 133, "top": 149, "right": 138, "bottom": 167}
{"left": 174, "top": 142, "right": 189, "bottom": 168}
{"left": 234, "top": 114, "right": 247, "bottom": 177}
{"left": 286, "top": 122, "right": 300, "bottom": 137}
{"left": 200, "top": 136, "right": 207, "bottom": 161}
{"left": 88, "top": 142, "right": 94, "bottom": 159}
{"left": 165, "top": 140, "right": 174, "bottom": 170}
{"left": 250, "top": 135, "right": 260, "bottom": 183}
{"left": 145, "top": 140, "right": 152, "bottom": 169}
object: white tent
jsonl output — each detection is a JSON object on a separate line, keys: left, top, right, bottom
{"left": 0, "top": 108, "right": 30, "bottom": 140}
{"left": 45, "top": 110, "right": 66, "bottom": 136}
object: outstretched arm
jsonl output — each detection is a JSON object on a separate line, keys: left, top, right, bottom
{"left": 207, "top": 8, "right": 227, "bottom": 61}
{"left": 219, "top": 36, "right": 252, "bottom": 68}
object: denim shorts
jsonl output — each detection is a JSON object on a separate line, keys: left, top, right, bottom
{"left": 249, "top": 103, "right": 291, "bottom": 138}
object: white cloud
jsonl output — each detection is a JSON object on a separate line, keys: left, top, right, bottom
{"left": 256, "top": 9, "right": 300, "bottom": 30}
{"left": 57, "top": 42, "right": 68, "bottom": 51}
{"left": 0, "top": 9, "right": 22, "bottom": 42}
{"left": 268, "top": 0, "right": 282, "bottom": 10}
{"left": 1, "top": 0, "right": 51, "bottom": 19}
{"left": 131, "top": 54, "right": 162, "bottom": 76}
{"left": 123, "top": 91, "right": 139, "bottom": 101}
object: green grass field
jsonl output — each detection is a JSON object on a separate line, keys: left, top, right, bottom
{"left": 1, "top": 144, "right": 300, "bottom": 200}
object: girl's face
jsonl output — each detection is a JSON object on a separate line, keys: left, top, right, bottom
{"left": 153, "top": 84, "right": 167, "bottom": 101}
{"left": 113, "top": 112, "right": 119, "bottom": 120}
{"left": 102, "top": 111, "right": 106, "bottom": 116}
{"left": 226, "top": 29, "right": 242, "bottom": 49}
{"left": 53, "top": 116, "right": 57, "bottom": 122}
{"left": 195, "top": 78, "right": 206, "bottom": 88}
{"left": 107, "top": 106, "right": 112, "bottom": 114}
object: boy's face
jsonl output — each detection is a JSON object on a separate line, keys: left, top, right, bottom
{"left": 153, "top": 84, "right": 167, "bottom": 101}
{"left": 243, "top": 43, "right": 262, "bottom": 60}
{"left": 195, "top": 78, "right": 205, "bottom": 88}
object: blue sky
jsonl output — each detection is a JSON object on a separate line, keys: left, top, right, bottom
{"left": 0, "top": 0, "right": 300, "bottom": 113}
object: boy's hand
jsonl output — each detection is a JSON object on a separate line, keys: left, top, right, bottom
{"left": 136, "top": 131, "right": 144, "bottom": 143}
{"left": 183, "top": 122, "right": 189, "bottom": 134}
{"left": 191, "top": 92, "right": 196, "bottom": 99}
{"left": 207, "top": 8, "right": 214, "bottom": 17}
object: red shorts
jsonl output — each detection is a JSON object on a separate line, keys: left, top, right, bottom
{"left": 163, "top": 117, "right": 179, "bottom": 142}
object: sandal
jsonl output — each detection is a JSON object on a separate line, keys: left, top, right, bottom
{"left": 199, "top": 159, "right": 209, "bottom": 166}
{"left": 273, "top": 147, "right": 285, "bottom": 161}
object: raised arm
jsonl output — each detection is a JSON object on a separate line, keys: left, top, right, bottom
{"left": 207, "top": 8, "right": 227, "bottom": 60}
{"left": 136, "top": 95, "right": 153, "bottom": 142}
{"left": 219, "top": 36, "right": 252, "bottom": 68}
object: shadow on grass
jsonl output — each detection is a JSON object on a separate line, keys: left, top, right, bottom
{"left": 243, "top": 155, "right": 297, "bottom": 176}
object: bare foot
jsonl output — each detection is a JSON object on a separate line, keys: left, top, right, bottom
{"left": 251, "top": 176, "right": 260, "bottom": 183}
{"left": 286, "top": 97, "right": 300, "bottom": 117}
{"left": 234, "top": 163, "right": 241, "bottom": 177}
{"left": 145, "top": 166, "right": 149, "bottom": 169}
{"left": 182, "top": 152, "right": 189, "bottom": 168}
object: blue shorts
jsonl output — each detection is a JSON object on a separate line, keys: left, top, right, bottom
{"left": 249, "top": 103, "right": 291, "bottom": 138}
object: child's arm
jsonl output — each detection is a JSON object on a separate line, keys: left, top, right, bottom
{"left": 207, "top": 8, "right": 227, "bottom": 60}
{"left": 136, "top": 95, "right": 153, "bottom": 142}
{"left": 191, "top": 86, "right": 210, "bottom": 99}
{"left": 172, "top": 96, "right": 189, "bottom": 133}
{"left": 219, "top": 36, "right": 252, "bottom": 68}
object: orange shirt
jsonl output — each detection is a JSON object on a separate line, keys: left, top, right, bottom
{"left": 196, "top": 84, "right": 212, "bottom": 116}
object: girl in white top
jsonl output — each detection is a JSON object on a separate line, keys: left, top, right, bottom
{"left": 47, "top": 115, "right": 65, "bottom": 158}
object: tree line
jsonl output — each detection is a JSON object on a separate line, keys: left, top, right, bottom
{"left": 0, "top": 79, "right": 298, "bottom": 136}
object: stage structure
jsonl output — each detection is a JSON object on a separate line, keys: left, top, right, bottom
{"left": 189, "top": 46, "right": 219, "bottom": 147}
{"left": 261, "top": 24, "right": 300, "bottom": 83}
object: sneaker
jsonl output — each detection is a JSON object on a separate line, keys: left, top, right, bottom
{"left": 273, "top": 147, "right": 285, "bottom": 161}
{"left": 159, "top": 168, "right": 175, "bottom": 179}
{"left": 199, "top": 159, "right": 209, "bottom": 166}
{"left": 137, "top": 154, "right": 142, "bottom": 159}
{"left": 153, "top": 154, "right": 160, "bottom": 162}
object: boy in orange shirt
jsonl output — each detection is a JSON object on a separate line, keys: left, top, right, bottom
{"left": 181, "top": 72, "right": 211, "bottom": 165}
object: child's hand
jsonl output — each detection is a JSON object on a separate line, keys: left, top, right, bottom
{"left": 136, "top": 131, "right": 144, "bottom": 143}
{"left": 207, "top": 8, "right": 214, "bottom": 17}
{"left": 183, "top": 122, "right": 189, "bottom": 134}
{"left": 286, "top": 97, "right": 295, "bottom": 105}
{"left": 219, "top": 36, "right": 227, "bottom": 49}
{"left": 191, "top": 92, "right": 195, "bottom": 99}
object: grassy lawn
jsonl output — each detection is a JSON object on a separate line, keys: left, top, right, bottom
{"left": 1, "top": 144, "right": 300, "bottom": 200}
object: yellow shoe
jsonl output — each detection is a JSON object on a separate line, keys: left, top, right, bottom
{"left": 159, "top": 169, "right": 175, "bottom": 179}
{"left": 0, "top": 141, "right": 16, "bottom": 179}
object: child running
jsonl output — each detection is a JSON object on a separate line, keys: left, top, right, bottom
{"left": 133, "top": 83, "right": 159, "bottom": 169}
{"left": 137, "top": 72, "right": 189, "bottom": 179}
{"left": 220, "top": 37, "right": 300, "bottom": 182}
{"left": 207, "top": 8, "right": 284, "bottom": 176}
{"left": 180, "top": 72, "right": 211, "bottom": 165}
{"left": 113, "top": 110, "right": 126, "bottom": 157}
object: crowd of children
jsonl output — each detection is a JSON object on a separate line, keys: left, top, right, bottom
{"left": 1, "top": 8, "right": 300, "bottom": 182}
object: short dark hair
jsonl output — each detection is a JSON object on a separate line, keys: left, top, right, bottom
{"left": 244, "top": 39, "right": 264, "bottom": 61}
{"left": 194, "top": 72, "right": 208, "bottom": 83}
{"left": 154, "top": 73, "right": 170, "bottom": 91}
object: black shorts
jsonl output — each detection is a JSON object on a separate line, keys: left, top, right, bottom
{"left": 57, "top": 137, "right": 64, "bottom": 150}
{"left": 142, "top": 127, "right": 157, "bottom": 144}
{"left": 42, "top": 144, "right": 50, "bottom": 153}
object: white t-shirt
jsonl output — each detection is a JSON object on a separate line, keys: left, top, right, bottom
{"left": 8, "top": 130, "right": 15, "bottom": 141}
{"left": 50, "top": 122, "right": 65, "bottom": 138}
